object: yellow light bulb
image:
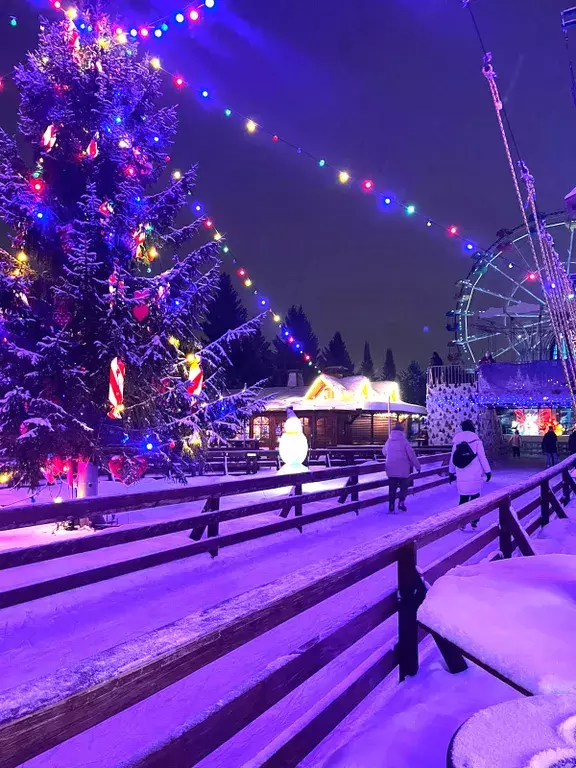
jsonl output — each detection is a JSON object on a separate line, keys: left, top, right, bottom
{"left": 244, "top": 278, "right": 252, "bottom": 288}
{"left": 172, "top": 170, "right": 182, "bottom": 180}
{"left": 338, "top": 171, "right": 350, "bottom": 184}
{"left": 42, "top": 56, "right": 49, "bottom": 64}
{"left": 214, "top": 232, "right": 222, "bottom": 241}
{"left": 53, "top": 496, "right": 63, "bottom": 504}
{"left": 273, "top": 314, "right": 281, "bottom": 323}
{"left": 117, "top": 33, "right": 128, "bottom": 44}
{"left": 168, "top": 336, "right": 180, "bottom": 347}
{"left": 17, "top": 252, "right": 28, "bottom": 263}
{"left": 98, "top": 37, "right": 110, "bottom": 50}
{"left": 66, "top": 8, "right": 78, "bottom": 19}
{"left": 246, "top": 120, "right": 257, "bottom": 133}
{"left": 147, "top": 246, "right": 159, "bottom": 260}
{"left": 0, "top": 473, "right": 10, "bottom": 484}
{"left": 151, "top": 57, "right": 161, "bottom": 70}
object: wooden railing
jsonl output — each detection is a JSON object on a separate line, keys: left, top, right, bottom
{"left": 1, "top": 455, "right": 569, "bottom": 768}
{"left": 0, "top": 453, "right": 450, "bottom": 610}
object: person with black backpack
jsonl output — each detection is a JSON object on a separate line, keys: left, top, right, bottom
{"left": 449, "top": 419, "right": 492, "bottom": 529}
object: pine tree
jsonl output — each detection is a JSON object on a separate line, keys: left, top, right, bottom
{"left": 360, "top": 341, "right": 375, "bottom": 379}
{"left": 0, "top": 3, "right": 263, "bottom": 487}
{"left": 273, "top": 305, "right": 320, "bottom": 385}
{"left": 321, "top": 332, "right": 354, "bottom": 375}
{"left": 430, "top": 351, "right": 444, "bottom": 367}
{"left": 382, "top": 348, "right": 397, "bottom": 381}
{"left": 203, "top": 273, "right": 273, "bottom": 388}
{"left": 399, "top": 361, "right": 426, "bottom": 406}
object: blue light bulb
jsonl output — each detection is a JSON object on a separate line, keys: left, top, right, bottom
{"left": 161, "top": 22, "right": 169, "bottom": 31}
{"left": 205, "top": 0, "right": 215, "bottom": 7}
{"left": 130, "top": 28, "right": 138, "bottom": 37}
{"left": 318, "top": 159, "right": 326, "bottom": 167}
{"left": 175, "top": 13, "right": 185, "bottom": 23}
{"left": 201, "top": 89, "right": 209, "bottom": 98}
{"left": 154, "top": 28, "right": 162, "bottom": 37}
{"left": 224, "top": 108, "right": 232, "bottom": 117}
{"left": 146, "top": 442, "right": 153, "bottom": 451}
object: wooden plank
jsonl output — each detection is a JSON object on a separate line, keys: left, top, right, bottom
{"left": 245, "top": 643, "right": 398, "bottom": 768}
{"left": 423, "top": 523, "right": 500, "bottom": 585}
{"left": 133, "top": 593, "right": 398, "bottom": 768}
{"left": 503, "top": 505, "right": 535, "bottom": 557}
{"left": 0, "top": 533, "right": 401, "bottom": 768}
{"left": 549, "top": 488, "right": 569, "bottom": 520}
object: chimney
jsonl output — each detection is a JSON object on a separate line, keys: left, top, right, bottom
{"left": 287, "top": 370, "right": 304, "bottom": 388}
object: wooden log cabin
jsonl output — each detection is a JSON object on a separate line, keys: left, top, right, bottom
{"left": 247, "top": 373, "right": 426, "bottom": 449}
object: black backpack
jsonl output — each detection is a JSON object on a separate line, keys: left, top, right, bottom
{"left": 453, "top": 441, "right": 476, "bottom": 469}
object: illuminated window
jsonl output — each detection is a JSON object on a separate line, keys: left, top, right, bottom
{"left": 253, "top": 416, "right": 270, "bottom": 442}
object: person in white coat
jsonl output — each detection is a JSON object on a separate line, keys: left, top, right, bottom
{"left": 449, "top": 419, "right": 491, "bottom": 529}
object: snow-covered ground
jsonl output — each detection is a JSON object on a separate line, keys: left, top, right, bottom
{"left": 0, "top": 460, "right": 566, "bottom": 768}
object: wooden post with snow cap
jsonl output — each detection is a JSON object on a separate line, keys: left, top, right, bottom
{"left": 397, "top": 542, "right": 425, "bottom": 680}
{"left": 541, "top": 479, "right": 551, "bottom": 526}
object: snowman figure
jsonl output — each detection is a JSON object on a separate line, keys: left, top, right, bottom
{"left": 278, "top": 407, "right": 309, "bottom": 474}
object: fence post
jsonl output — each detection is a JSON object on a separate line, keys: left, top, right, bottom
{"left": 541, "top": 480, "right": 551, "bottom": 527}
{"left": 189, "top": 496, "right": 220, "bottom": 557}
{"left": 351, "top": 471, "right": 360, "bottom": 515}
{"left": 563, "top": 468, "right": 572, "bottom": 506}
{"left": 397, "top": 542, "right": 425, "bottom": 681}
{"left": 294, "top": 483, "right": 303, "bottom": 533}
{"left": 498, "top": 499, "right": 513, "bottom": 559}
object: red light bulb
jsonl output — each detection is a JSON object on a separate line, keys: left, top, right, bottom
{"left": 272, "top": 135, "right": 279, "bottom": 142}
{"left": 125, "top": 165, "right": 136, "bottom": 177}
{"left": 528, "top": 272, "right": 537, "bottom": 281}
{"left": 288, "top": 336, "right": 294, "bottom": 344}
{"left": 189, "top": 9, "right": 200, "bottom": 21}
{"left": 448, "top": 225, "right": 458, "bottom": 236}
{"left": 205, "top": 219, "right": 213, "bottom": 228}
{"left": 237, "top": 268, "right": 246, "bottom": 277}
{"left": 53, "top": 0, "right": 62, "bottom": 8}
{"left": 174, "top": 76, "right": 184, "bottom": 87}
{"left": 140, "top": 28, "right": 149, "bottom": 37}
{"left": 362, "top": 179, "right": 374, "bottom": 192}
{"left": 32, "top": 179, "right": 45, "bottom": 194}
{"left": 304, "top": 354, "right": 311, "bottom": 362}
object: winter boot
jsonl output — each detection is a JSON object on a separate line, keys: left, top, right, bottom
{"left": 388, "top": 500, "right": 395, "bottom": 513}
{"left": 399, "top": 502, "right": 407, "bottom": 512}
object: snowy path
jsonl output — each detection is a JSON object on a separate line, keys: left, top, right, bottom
{"left": 0, "top": 462, "right": 541, "bottom": 767}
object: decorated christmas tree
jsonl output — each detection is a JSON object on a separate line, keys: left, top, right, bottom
{"left": 0, "top": 2, "right": 264, "bottom": 489}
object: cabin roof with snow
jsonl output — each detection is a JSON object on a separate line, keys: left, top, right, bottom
{"left": 260, "top": 374, "right": 426, "bottom": 415}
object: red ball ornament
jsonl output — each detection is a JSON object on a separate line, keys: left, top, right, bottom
{"left": 108, "top": 455, "right": 147, "bottom": 486}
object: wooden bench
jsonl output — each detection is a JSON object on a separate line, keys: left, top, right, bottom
{"left": 416, "top": 463, "right": 576, "bottom": 696}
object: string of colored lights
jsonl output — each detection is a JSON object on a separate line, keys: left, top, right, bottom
{"left": 42, "top": 0, "right": 216, "bottom": 39}
{"left": 147, "top": 58, "right": 545, "bottom": 283}
{"left": 191, "top": 205, "right": 322, "bottom": 372}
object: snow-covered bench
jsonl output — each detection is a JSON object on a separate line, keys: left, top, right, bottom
{"left": 447, "top": 694, "right": 576, "bottom": 768}
{"left": 418, "top": 555, "right": 576, "bottom": 696}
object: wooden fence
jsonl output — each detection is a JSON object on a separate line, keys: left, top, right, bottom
{"left": 0, "top": 453, "right": 450, "bottom": 610}
{"left": 1, "top": 454, "right": 570, "bottom": 768}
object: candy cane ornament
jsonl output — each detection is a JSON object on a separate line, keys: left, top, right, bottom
{"left": 187, "top": 355, "right": 203, "bottom": 396}
{"left": 108, "top": 357, "right": 126, "bottom": 418}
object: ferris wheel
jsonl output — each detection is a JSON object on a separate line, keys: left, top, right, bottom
{"left": 448, "top": 211, "right": 576, "bottom": 365}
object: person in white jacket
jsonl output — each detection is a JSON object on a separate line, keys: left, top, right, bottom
{"left": 449, "top": 419, "right": 492, "bottom": 529}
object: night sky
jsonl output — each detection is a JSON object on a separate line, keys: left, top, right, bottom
{"left": 2, "top": 0, "right": 575, "bottom": 371}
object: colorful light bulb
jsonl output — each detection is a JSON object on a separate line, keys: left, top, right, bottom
{"left": 174, "top": 76, "right": 184, "bottom": 87}
{"left": 338, "top": 171, "right": 350, "bottom": 184}
{"left": 318, "top": 159, "right": 326, "bottom": 167}
{"left": 175, "top": 12, "right": 185, "bottom": 23}
{"left": 405, "top": 204, "right": 416, "bottom": 215}
{"left": 362, "top": 179, "right": 374, "bottom": 192}
{"left": 224, "top": 108, "right": 232, "bottom": 117}
{"left": 246, "top": 119, "right": 257, "bottom": 133}
{"left": 448, "top": 225, "right": 458, "bottom": 236}
{"left": 140, "top": 28, "right": 149, "bottom": 37}
{"left": 189, "top": 9, "right": 200, "bottom": 21}
{"left": 201, "top": 89, "right": 209, "bottom": 98}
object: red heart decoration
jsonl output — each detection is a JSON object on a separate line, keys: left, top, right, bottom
{"left": 133, "top": 289, "right": 151, "bottom": 302}
{"left": 108, "top": 455, "right": 148, "bottom": 486}
{"left": 132, "top": 304, "right": 149, "bottom": 322}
